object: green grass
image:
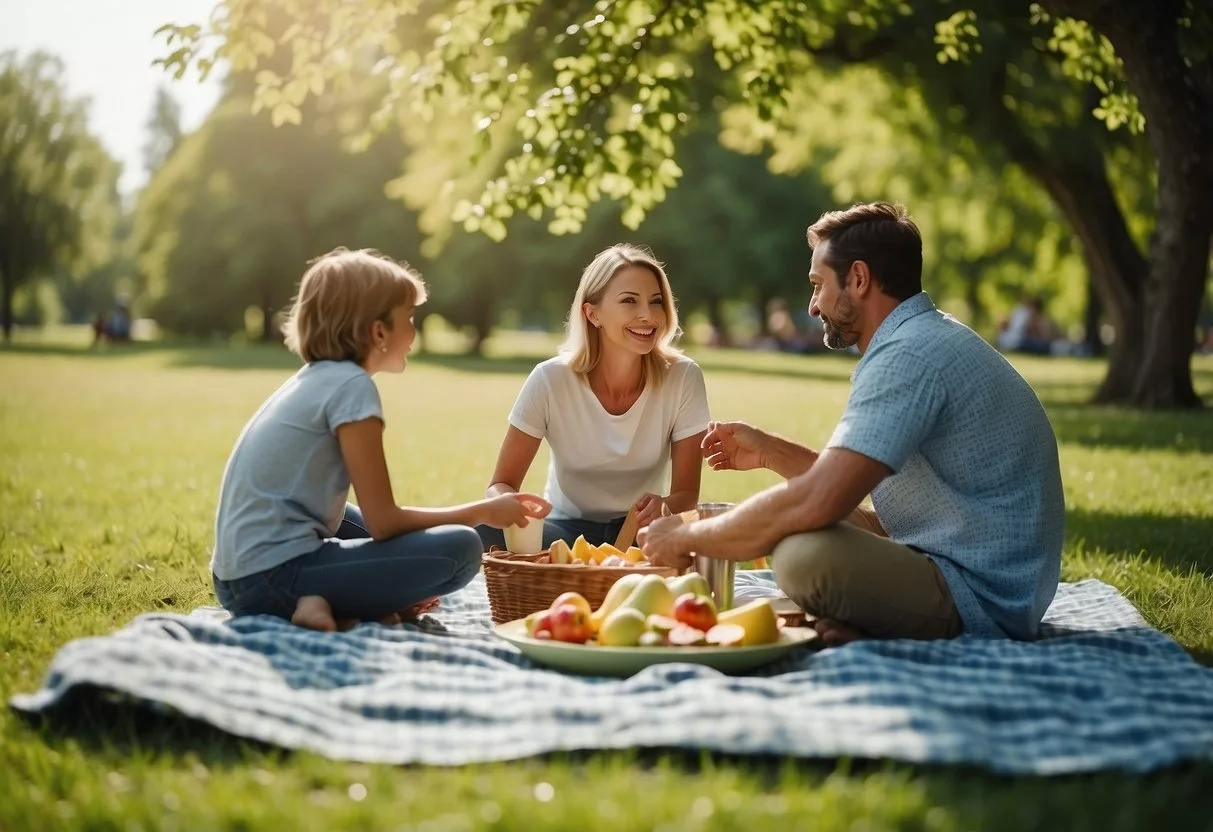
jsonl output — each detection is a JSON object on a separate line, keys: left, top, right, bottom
{"left": 3, "top": 332, "right": 1212, "bottom": 831}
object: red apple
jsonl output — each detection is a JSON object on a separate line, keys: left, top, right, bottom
{"left": 529, "top": 609, "right": 557, "bottom": 638}
{"left": 672, "top": 592, "right": 717, "bottom": 632}
{"left": 547, "top": 603, "right": 592, "bottom": 644}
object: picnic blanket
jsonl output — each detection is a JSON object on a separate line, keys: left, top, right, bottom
{"left": 12, "top": 572, "right": 1213, "bottom": 774}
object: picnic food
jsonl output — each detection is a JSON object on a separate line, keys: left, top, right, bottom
{"left": 672, "top": 593, "right": 717, "bottom": 632}
{"left": 529, "top": 576, "right": 785, "bottom": 648}
{"left": 715, "top": 598, "right": 782, "bottom": 646}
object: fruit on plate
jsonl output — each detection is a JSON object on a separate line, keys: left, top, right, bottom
{"left": 619, "top": 574, "right": 675, "bottom": 618}
{"left": 589, "top": 573, "right": 646, "bottom": 633}
{"left": 622, "top": 546, "right": 645, "bottom": 563}
{"left": 547, "top": 602, "right": 592, "bottom": 643}
{"left": 637, "top": 631, "right": 667, "bottom": 647}
{"left": 672, "top": 592, "right": 717, "bottom": 631}
{"left": 715, "top": 598, "right": 782, "bottom": 645}
{"left": 645, "top": 614, "right": 679, "bottom": 637}
{"left": 665, "top": 572, "right": 712, "bottom": 600}
{"left": 525, "top": 608, "right": 554, "bottom": 636}
{"left": 551, "top": 591, "right": 592, "bottom": 620}
{"left": 667, "top": 624, "right": 708, "bottom": 646}
{"left": 519, "top": 573, "right": 788, "bottom": 651}
{"left": 597, "top": 607, "right": 648, "bottom": 647}
{"left": 705, "top": 623, "right": 746, "bottom": 647}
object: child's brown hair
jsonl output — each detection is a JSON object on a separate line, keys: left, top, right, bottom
{"left": 281, "top": 248, "right": 427, "bottom": 363}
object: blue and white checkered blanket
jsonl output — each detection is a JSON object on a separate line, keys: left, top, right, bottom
{"left": 12, "top": 573, "right": 1213, "bottom": 774}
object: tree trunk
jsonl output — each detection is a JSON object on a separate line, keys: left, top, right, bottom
{"left": 1084, "top": 272, "right": 1105, "bottom": 357}
{"left": 985, "top": 80, "right": 1147, "bottom": 402}
{"left": 1047, "top": 0, "right": 1213, "bottom": 408}
{"left": 0, "top": 246, "right": 12, "bottom": 342}
{"left": 1111, "top": 12, "right": 1211, "bottom": 408}
{"left": 705, "top": 295, "right": 731, "bottom": 346}
{"left": 261, "top": 303, "right": 276, "bottom": 342}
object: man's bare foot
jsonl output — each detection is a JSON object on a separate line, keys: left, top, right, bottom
{"left": 291, "top": 595, "right": 337, "bottom": 632}
{"left": 813, "top": 618, "right": 867, "bottom": 646}
{"left": 399, "top": 596, "right": 440, "bottom": 620}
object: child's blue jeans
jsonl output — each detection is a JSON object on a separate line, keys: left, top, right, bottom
{"left": 214, "top": 504, "right": 482, "bottom": 621}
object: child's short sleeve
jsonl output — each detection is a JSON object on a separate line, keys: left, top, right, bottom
{"left": 325, "top": 372, "right": 384, "bottom": 433}
{"left": 508, "top": 364, "right": 550, "bottom": 439}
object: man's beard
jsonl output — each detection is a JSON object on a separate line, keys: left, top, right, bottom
{"left": 820, "top": 291, "right": 860, "bottom": 350}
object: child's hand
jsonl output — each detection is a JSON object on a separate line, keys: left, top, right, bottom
{"left": 481, "top": 492, "right": 552, "bottom": 529}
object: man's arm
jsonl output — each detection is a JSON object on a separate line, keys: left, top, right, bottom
{"left": 761, "top": 433, "right": 821, "bottom": 480}
{"left": 642, "top": 447, "right": 891, "bottom": 564}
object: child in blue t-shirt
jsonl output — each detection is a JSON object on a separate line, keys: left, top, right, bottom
{"left": 212, "top": 248, "right": 550, "bottom": 631}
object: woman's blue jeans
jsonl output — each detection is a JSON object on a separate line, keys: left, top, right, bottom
{"left": 214, "top": 504, "right": 482, "bottom": 621}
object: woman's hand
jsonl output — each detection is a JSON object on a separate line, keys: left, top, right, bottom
{"left": 479, "top": 492, "right": 552, "bottom": 529}
{"left": 632, "top": 492, "right": 668, "bottom": 529}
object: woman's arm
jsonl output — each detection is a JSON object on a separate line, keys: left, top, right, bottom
{"left": 485, "top": 426, "right": 542, "bottom": 498}
{"left": 665, "top": 429, "right": 707, "bottom": 514}
{"left": 339, "top": 419, "right": 548, "bottom": 538}
{"left": 633, "top": 429, "right": 707, "bottom": 528}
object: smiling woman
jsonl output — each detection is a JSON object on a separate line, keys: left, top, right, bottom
{"left": 478, "top": 244, "right": 712, "bottom": 552}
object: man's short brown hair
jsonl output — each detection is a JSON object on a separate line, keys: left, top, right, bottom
{"left": 281, "top": 248, "right": 427, "bottom": 363}
{"left": 807, "top": 202, "right": 923, "bottom": 301}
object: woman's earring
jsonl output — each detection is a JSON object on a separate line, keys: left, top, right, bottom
{"left": 380, "top": 343, "right": 387, "bottom": 352}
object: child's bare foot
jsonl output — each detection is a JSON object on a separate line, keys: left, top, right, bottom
{"left": 813, "top": 618, "right": 867, "bottom": 646}
{"left": 291, "top": 595, "right": 337, "bottom": 632}
{"left": 378, "top": 612, "right": 403, "bottom": 625}
{"left": 399, "top": 596, "right": 440, "bottom": 620}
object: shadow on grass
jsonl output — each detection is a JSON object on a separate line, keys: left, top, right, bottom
{"left": 15, "top": 685, "right": 280, "bottom": 768}
{"left": 1045, "top": 402, "right": 1213, "bottom": 454}
{"left": 22, "top": 694, "right": 1213, "bottom": 805}
{"left": 1066, "top": 506, "right": 1213, "bottom": 577}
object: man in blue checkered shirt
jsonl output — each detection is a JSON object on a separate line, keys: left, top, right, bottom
{"left": 641, "top": 202, "right": 1065, "bottom": 644}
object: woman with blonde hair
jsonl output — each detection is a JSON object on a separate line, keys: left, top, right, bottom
{"left": 479, "top": 244, "right": 710, "bottom": 550}
{"left": 212, "top": 248, "right": 550, "bottom": 632}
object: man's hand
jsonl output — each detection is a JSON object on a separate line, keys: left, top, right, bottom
{"left": 638, "top": 515, "right": 694, "bottom": 571}
{"left": 701, "top": 421, "right": 770, "bottom": 472}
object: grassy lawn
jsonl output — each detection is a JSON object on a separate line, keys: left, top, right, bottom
{"left": 3, "top": 331, "right": 1212, "bottom": 830}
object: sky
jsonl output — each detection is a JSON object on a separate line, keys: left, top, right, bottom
{"left": 2, "top": 0, "right": 223, "bottom": 194}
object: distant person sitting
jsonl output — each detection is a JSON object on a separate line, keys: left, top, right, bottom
{"left": 997, "top": 295, "right": 1053, "bottom": 355}
{"left": 92, "top": 297, "right": 132, "bottom": 346}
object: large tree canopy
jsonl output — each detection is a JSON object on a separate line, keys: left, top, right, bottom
{"left": 0, "top": 51, "right": 118, "bottom": 340}
{"left": 159, "top": 1, "right": 1212, "bottom": 406}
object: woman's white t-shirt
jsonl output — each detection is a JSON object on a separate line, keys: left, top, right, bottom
{"left": 508, "top": 355, "right": 711, "bottom": 522}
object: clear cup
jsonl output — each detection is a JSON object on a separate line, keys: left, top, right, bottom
{"left": 689, "top": 502, "right": 736, "bottom": 611}
{"left": 503, "top": 519, "right": 545, "bottom": 554}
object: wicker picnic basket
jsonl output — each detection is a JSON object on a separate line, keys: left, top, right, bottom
{"left": 481, "top": 548, "right": 678, "bottom": 625}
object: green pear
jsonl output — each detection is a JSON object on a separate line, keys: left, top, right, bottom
{"left": 665, "top": 572, "right": 712, "bottom": 600}
{"left": 620, "top": 574, "right": 675, "bottom": 618}
{"left": 597, "top": 607, "right": 648, "bottom": 647}
{"left": 590, "top": 573, "right": 646, "bottom": 633}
